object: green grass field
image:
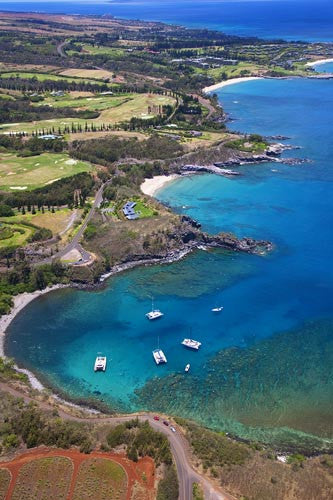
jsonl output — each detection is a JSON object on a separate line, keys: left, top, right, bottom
{"left": 134, "top": 199, "right": 157, "bottom": 218}
{"left": 33, "top": 93, "right": 131, "bottom": 111}
{"left": 0, "top": 152, "right": 93, "bottom": 191}
{"left": 0, "top": 94, "right": 176, "bottom": 135}
{"left": 3, "top": 207, "right": 79, "bottom": 234}
{"left": 0, "top": 71, "right": 109, "bottom": 86}
{"left": 72, "top": 458, "right": 127, "bottom": 500}
{"left": 0, "top": 222, "right": 34, "bottom": 248}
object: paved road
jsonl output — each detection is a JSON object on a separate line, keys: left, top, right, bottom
{"left": 41, "top": 181, "right": 109, "bottom": 265}
{"left": 0, "top": 382, "right": 232, "bottom": 500}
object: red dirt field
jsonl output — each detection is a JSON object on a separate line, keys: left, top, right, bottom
{"left": 0, "top": 447, "right": 155, "bottom": 500}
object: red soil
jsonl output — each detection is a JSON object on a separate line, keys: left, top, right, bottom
{"left": 0, "top": 447, "right": 155, "bottom": 500}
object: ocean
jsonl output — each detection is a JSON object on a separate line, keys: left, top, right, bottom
{"left": 1, "top": 0, "right": 333, "bottom": 42}
{"left": 6, "top": 63, "right": 333, "bottom": 451}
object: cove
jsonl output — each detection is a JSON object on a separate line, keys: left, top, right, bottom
{"left": 6, "top": 75, "right": 333, "bottom": 451}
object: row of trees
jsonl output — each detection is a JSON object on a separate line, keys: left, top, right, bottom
{"left": 0, "top": 98, "right": 98, "bottom": 124}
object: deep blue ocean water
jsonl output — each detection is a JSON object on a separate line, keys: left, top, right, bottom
{"left": 6, "top": 66, "right": 333, "bottom": 449}
{"left": 1, "top": 1, "right": 333, "bottom": 42}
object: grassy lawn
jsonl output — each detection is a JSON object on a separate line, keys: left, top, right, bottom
{"left": 3, "top": 207, "right": 80, "bottom": 234}
{"left": 72, "top": 458, "right": 127, "bottom": 500}
{"left": 0, "top": 152, "right": 93, "bottom": 191}
{"left": 0, "top": 468, "right": 10, "bottom": 498}
{"left": 201, "top": 61, "right": 263, "bottom": 80}
{"left": 82, "top": 44, "right": 126, "bottom": 57}
{"left": 11, "top": 457, "right": 73, "bottom": 500}
{"left": 0, "top": 71, "right": 108, "bottom": 86}
{"left": 134, "top": 199, "right": 157, "bottom": 218}
{"left": 1, "top": 94, "right": 176, "bottom": 134}
{"left": 0, "top": 222, "right": 34, "bottom": 248}
{"left": 33, "top": 93, "right": 131, "bottom": 111}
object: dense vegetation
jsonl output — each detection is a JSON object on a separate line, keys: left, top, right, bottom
{"left": 106, "top": 418, "right": 172, "bottom": 466}
{"left": 175, "top": 418, "right": 252, "bottom": 472}
{"left": 71, "top": 134, "right": 184, "bottom": 166}
{"left": 0, "top": 260, "right": 68, "bottom": 314}
{"left": 1, "top": 172, "right": 95, "bottom": 210}
{"left": 0, "top": 98, "right": 99, "bottom": 124}
{"left": 0, "top": 401, "right": 92, "bottom": 453}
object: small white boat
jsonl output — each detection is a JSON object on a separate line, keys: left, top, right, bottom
{"left": 146, "top": 310, "right": 164, "bottom": 320}
{"left": 146, "top": 297, "right": 164, "bottom": 320}
{"left": 212, "top": 306, "right": 223, "bottom": 312}
{"left": 182, "top": 338, "right": 201, "bottom": 350}
{"left": 153, "top": 349, "right": 167, "bottom": 365}
{"left": 94, "top": 356, "right": 107, "bottom": 372}
{"left": 185, "top": 363, "right": 190, "bottom": 372}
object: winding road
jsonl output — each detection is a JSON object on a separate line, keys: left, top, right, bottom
{"left": 41, "top": 181, "right": 109, "bottom": 265}
{"left": 0, "top": 382, "right": 233, "bottom": 500}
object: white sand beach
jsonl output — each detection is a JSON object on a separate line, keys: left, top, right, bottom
{"left": 203, "top": 76, "right": 263, "bottom": 94}
{"left": 140, "top": 174, "right": 180, "bottom": 197}
{"left": 305, "top": 58, "right": 333, "bottom": 67}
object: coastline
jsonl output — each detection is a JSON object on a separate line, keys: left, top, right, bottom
{"left": 202, "top": 76, "right": 263, "bottom": 94}
{"left": 0, "top": 284, "right": 69, "bottom": 389}
{"left": 305, "top": 57, "right": 333, "bottom": 67}
{"left": 140, "top": 174, "right": 181, "bottom": 197}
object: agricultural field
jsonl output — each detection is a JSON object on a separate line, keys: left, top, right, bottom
{"left": 0, "top": 221, "right": 34, "bottom": 249}
{"left": 11, "top": 456, "right": 73, "bottom": 500}
{"left": 0, "top": 468, "right": 11, "bottom": 498}
{"left": 73, "top": 44, "right": 126, "bottom": 58}
{"left": 72, "top": 458, "right": 127, "bottom": 500}
{"left": 0, "top": 152, "right": 93, "bottom": 191}
{"left": 59, "top": 68, "right": 116, "bottom": 80}
{"left": 0, "top": 93, "right": 176, "bottom": 135}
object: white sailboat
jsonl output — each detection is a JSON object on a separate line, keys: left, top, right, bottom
{"left": 146, "top": 296, "right": 164, "bottom": 320}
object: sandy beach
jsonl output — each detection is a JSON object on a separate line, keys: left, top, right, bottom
{"left": 140, "top": 174, "right": 181, "bottom": 197}
{"left": 203, "top": 76, "right": 263, "bottom": 94}
{"left": 305, "top": 58, "right": 333, "bottom": 67}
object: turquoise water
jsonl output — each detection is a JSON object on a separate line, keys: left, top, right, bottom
{"left": 6, "top": 76, "right": 333, "bottom": 450}
{"left": 313, "top": 61, "right": 333, "bottom": 73}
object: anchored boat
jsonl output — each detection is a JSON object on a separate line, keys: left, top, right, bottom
{"left": 185, "top": 363, "right": 190, "bottom": 372}
{"left": 182, "top": 338, "right": 201, "bottom": 350}
{"left": 153, "top": 349, "right": 167, "bottom": 365}
{"left": 212, "top": 306, "right": 223, "bottom": 312}
{"left": 94, "top": 356, "right": 107, "bottom": 372}
{"left": 146, "top": 297, "right": 164, "bottom": 320}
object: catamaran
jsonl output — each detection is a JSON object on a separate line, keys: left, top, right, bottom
{"left": 146, "top": 297, "right": 164, "bottom": 320}
{"left": 153, "top": 336, "right": 167, "bottom": 364}
{"left": 182, "top": 338, "right": 201, "bottom": 350}
{"left": 153, "top": 349, "right": 167, "bottom": 364}
{"left": 94, "top": 356, "right": 107, "bottom": 372}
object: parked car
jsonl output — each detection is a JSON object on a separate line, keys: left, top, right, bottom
{"left": 163, "top": 420, "right": 169, "bottom": 426}
{"left": 153, "top": 415, "right": 160, "bottom": 421}
{"left": 170, "top": 426, "right": 176, "bottom": 433}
